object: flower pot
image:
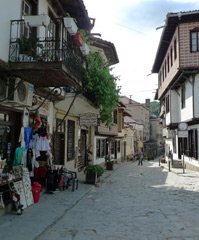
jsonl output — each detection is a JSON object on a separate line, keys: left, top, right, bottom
{"left": 106, "top": 161, "right": 113, "bottom": 170}
{"left": 84, "top": 164, "right": 104, "bottom": 184}
{"left": 85, "top": 172, "right": 97, "bottom": 184}
{"left": 63, "top": 17, "right": 78, "bottom": 35}
{"left": 73, "top": 32, "right": 83, "bottom": 47}
{"left": 24, "top": 15, "right": 50, "bottom": 27}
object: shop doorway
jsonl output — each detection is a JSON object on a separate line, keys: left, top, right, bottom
{"left": 54, "top": 133, "right": 65, "bottom": 165}
{"left": 114, "top": 141, "right": 117, "bottom": 159}
{"left": 178, "top": 138, "right": 183, "bottom": 160}
{"left": 0, "top": 110, "right": 22, "bottom": 166}
{"left": 78, "top": 129, "right": 87, "bottom": 170}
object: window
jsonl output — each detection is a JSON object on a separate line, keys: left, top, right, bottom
{"left": 96, "top": 138, "right": 106, "bottom": 158}
{"left": 113, "top": 110, "right": 117, "bottom": 124}
{"left": 162, "top": 66, "right": 164, "bottom": 81}
{"left": 190, "top": 29, "right": 199, "bottom": 52}
{"left": 167, "top": 55, "right": 170, "bottom": 73}
{"left": 67, "top": 120, "right": 75, "bottom": 161}
{"left": 170, "top": 47, "right": 173, "bottom": 66}
{"left": 188, "top": 129, "right": 198, "bottom": 159}
{"left": 158, "top": 71, "right": 161, "bottom": 87}
{"left": 181, "top": 85, "right": 185, "bottom": 109}
{"left": 174, "top": 39, "right": 177, "bottom": 59}
{"left": 22, "top": 0, "right": 31, "bottom": 16}
{"left": 21, "top": 0, "right": 31, "bottom": 38}
{"left": 164, "top": 61, "right": 167, "bottom": 78}
{"left": 111, "top": 141, "right": 115, "bottom": 154}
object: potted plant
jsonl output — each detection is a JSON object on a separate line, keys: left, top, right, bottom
{"left": 80, "top": 42, "right": 90, "bottom": 56}
{"left": 24, "top": 14, "right": 50, "bottom": 27}
{"left": 84, "top": 164, "right": 104, "bottom": 184}
{"left": 63, "top": 17, "right": 78, "bottom": 35}
{"left": 73, "top": 32, "right": 84, "bottom": 47}
{"left": 105, "top": 155, "right": 114, "bottom": 170}
{"left": 17, "top": 35, "right": 43, "bottom": 61}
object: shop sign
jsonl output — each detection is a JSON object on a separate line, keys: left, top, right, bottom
{"left": 178, "top": 130, "right": 188, "bottom": 138}
{"left": 80, "top": 112, "right": 98, "bottom": 126}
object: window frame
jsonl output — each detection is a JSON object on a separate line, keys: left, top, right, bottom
{"left": 181, "top": 85, "right": 186, "bottom": 109}
{"left": 188, "top": 129, "right": 198, "bottom": 159}
{"left": 21, "top": 0, "right": 31, "bottom": 38}
{"left": 190, "top": 28, "right": 199, "bottom": 52}
{"left": 174, "top": 39, "right": 177, "bottom": 60}
{"left": 67, "top": 120, "right": 75, "bottom": 161}
{"left": 96, "top": 138, "right": 106, "bottom": 159}
{"left": 170, "top": 47, "right": 173, "bottom": 67}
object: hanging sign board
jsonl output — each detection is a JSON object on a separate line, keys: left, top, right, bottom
{"left": 178, "top": 130, "right": 188, "bottom": 138}
{"left": 178, "top": 122, "right": 188, "bottom": 131}
{"left": 80, "top": 112, "right": 98, "bottom": 126}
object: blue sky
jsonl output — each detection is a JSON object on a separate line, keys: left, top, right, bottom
{"left": 83, "top": 0, "right": 199, "bottom": 103}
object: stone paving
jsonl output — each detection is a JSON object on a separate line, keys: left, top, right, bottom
{"left": 1, "top": 159, "right": 199, "bottom": 240}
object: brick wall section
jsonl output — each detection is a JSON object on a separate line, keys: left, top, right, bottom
{"left": 179, "top": 22, "right": 199, "bottom": 68}
{"left": 158, "top": 28, "right": 179, "bottom": 98}
{"left": 158, "top": 21, "right": 199, "bottom": 99}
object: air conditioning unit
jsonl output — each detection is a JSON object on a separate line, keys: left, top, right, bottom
{"left": 3, "top": 77, "right": 34, "bottom": 107}
{"left": 49, "top": 87, "right": 65, "bottom": 97}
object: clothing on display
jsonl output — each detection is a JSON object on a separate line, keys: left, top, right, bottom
{"left": 24, "top": 127, "right": 32, "bottom": 150}
{"left": 13, "top": 147, "right": 26, "bottom": 166}
{"left": 26, "top": 148, "right": 33, "bottom": 172}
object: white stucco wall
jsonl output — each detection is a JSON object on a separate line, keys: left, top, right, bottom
{"left": 38, "top": 0, "right": 48, "bottom": 15}
{"left": 170, "top": 89, "right": 180, "bottom": 123}
{"left": 165, "top": 112, "right": 171, "bottom": 126}
{"left": 0, "top": 0, "right": 21, "bottom": 62}
{"left": 194, "top": 74, "right": 199, "bottom": 118}
{"left": 181, "top": 80, "right": 193, "bottom": 121}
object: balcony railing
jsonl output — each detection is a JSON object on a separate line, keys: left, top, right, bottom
{"left": 9, "top": 19, "right": 83, "bottom": 82}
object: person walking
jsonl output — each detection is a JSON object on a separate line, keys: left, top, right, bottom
{"left": 138, "top": 149, "right": 144, "bottom": 166}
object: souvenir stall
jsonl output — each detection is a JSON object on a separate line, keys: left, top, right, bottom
{"left": 0, "top": 109, "right": 51, "bottom": 213}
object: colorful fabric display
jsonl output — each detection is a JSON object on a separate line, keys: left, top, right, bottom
{"left": 13, "top": 147, "right": 25, "bottom": 166}
{"left": 33, "top": 110, "right": 42, "bottom": 131}
{"left": 24, "top": 127, "right": 32, "bottom": 150}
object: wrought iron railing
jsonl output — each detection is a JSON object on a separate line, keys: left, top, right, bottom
{"left": 9, "top": 19, "right": 83, "bottom": 81}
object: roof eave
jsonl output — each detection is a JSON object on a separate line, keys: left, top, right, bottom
{"left": 152, "top": 10, "right": 199, "bottom": 73}
{"left": 90, "top": 37, "right": 119, "bottom": 65}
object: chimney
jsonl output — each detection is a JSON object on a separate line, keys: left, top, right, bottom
{"left": 145, "top": 98, "right": 150, "bottom": 109}
{"left": 129, "top": 95, "right": 132, "bottom": 104}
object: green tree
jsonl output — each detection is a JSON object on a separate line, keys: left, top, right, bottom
{"left": 84, "top": 52, "right": 120, "bottom": 126}
{"left": 150, "top": 101, "right": 160, "bottom": 117}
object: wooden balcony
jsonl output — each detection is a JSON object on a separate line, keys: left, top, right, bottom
{"left": 8, "top": 19, "right": 84, "bottom": 89}
{"left": 96, "top": 123, "right": 118, "bottom": 136}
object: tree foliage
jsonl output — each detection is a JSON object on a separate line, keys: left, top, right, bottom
{"left": 84, "top": 52, "right": 120, "bottom": 126}
{"left": 150, "top": 101, "right": 160, "bottom": 117}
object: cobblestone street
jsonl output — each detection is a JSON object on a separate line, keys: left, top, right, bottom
{"left": 1, "top": 159, "right": 199, "bottom": 240}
